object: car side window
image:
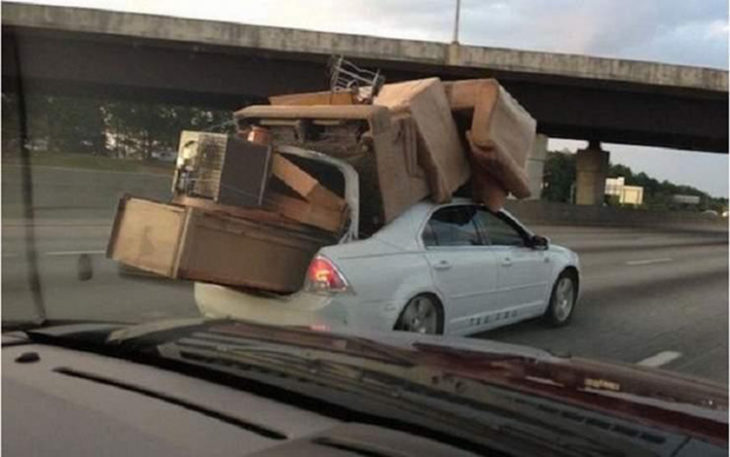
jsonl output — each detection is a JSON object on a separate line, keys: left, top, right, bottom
{"left": 423, "top": 206, "right": 482, "bottom": 247}
{"left": 477, "top": 210, "right": 526, "bottom": 247}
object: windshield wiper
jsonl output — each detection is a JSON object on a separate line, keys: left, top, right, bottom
{"left": 155, "top": 333, "right": 640, "bottom": 457}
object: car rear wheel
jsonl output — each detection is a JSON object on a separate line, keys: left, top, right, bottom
{"left": 394, "top": 294, "right": 443, "bottom": 335}
{"left": 544, "top": 271, "right": 577, "bottom": 327}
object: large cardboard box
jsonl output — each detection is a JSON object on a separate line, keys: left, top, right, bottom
{"left": 374, "top": 78, "right": 470, "bottom": 203}
{"left": 107, "top": 196, "right": 332, "bottom": 293}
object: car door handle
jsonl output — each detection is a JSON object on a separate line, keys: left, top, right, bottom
{"left": 501, "top": 257, "right": 512, "bottom": 267}
{"left": 433, "top": 260, "right": 452, "bottom": 271}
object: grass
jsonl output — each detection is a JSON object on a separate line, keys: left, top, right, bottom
{"left": 3, "top": 151, "right": 175, "bottom": 175}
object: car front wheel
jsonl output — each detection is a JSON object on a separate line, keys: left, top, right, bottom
{"left": 544, "top": 271, "right": 577, "bottom": 326}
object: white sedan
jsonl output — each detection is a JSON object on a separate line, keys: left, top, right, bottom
{"left": 196, "top": 198, "right": 580, "bottom": 336}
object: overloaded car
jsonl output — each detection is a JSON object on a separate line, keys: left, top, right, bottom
{"left": 109, "top": 77, "right": 575, "bottom": 336}
{"left": 196, "top": 196, "right": 581, "bottom": 335}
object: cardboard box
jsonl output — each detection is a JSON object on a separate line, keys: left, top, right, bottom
{"left": 271, "top": 154, "right": 346, "bottom": 211}
{"left": 375, "top": 78, "right": 470, "bottom": 203}
{"left": 265, "top": 192, "right": 347, "bottom": 233}
{"left": 107, "top": 196, "right": 332, "bottom": 293}
{"left": 174, "top": 131, "right": 273, "bottom": 207}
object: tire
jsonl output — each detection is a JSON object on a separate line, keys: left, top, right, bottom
{"left": 544, "top": 271, "right": 577, "bottom": 327}
{"left": 394, "top": 294, "right": 444, "bottom": 335}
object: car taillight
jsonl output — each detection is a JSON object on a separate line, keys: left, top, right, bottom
{"left": 305, "top": 256, "right": 349, "bottom": 293}
{"left": 309, "top": 324, "right": 331, "bottom": 332}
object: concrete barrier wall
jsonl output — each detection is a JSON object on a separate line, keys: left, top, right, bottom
{"left": 505, "top": 199, "right": 728, "bottom": 231}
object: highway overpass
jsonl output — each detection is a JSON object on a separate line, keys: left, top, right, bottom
{"left": 2, "top": 2, "right": 728, "bottom": 203}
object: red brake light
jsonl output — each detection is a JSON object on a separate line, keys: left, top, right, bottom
{"left": 306, "top": 256, "right": 349, "bottom": 293}
{"left": 309, "top": 324, "right": 331, "bottom": 332}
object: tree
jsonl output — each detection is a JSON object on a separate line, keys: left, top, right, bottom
{"left": 102, "top": 101, "right": 231, "bottom": 159}
{"left": 3, "top": 92, "right": 234, "bottom": 161}
{"left": 542, "top": 150, "right": 725, "bottom": 211}
{"left": 608, "top": 163, "right": 632, "bottom": 179}
{"left": 22, "top": 95, "right": 106, "bottom": 154}
{"left": 541, "top": 150, "right": 576, "bottom": 202}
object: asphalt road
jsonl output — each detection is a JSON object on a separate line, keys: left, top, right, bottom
{"left": 3, "top": 215, "right": 727, "bottom": 384}
{"left": 479, "top": 225, "right": 729, "bottom": 384}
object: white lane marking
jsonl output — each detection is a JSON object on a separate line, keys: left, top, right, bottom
{"left": 44, "top": 250, "right": 106, "bottom": 257}
{"left": 625, "top": 257, "right": 673, "bottom": 266}
{"left": 2, "top": 253, "right": 19, "bottom": 258}
{"left": 636, "top": 351, "right": 682, "bottom": 367}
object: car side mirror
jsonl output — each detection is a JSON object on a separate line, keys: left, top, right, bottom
{"left": 530, "top": 235, "right": 549, "bottom": 250}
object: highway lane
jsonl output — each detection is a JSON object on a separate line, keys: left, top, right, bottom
{"left": 2, "top": 219, "right": 727, "bottom": 383}
{"left": 2, "top": 217, "right": 198, "bottom": 323}
{"left": 480, "top": 227, "right": 728, "bottom": 384}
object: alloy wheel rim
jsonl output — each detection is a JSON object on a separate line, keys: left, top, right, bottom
{"left": 402, "top": 297, "right": 437, "bottom": 334}
{"left": 554, "top": 277, "right": 574, "bottom": 322}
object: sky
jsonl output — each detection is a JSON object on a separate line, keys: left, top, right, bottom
{"left": 12, "top": 0, "right": 730, "bottom": 197}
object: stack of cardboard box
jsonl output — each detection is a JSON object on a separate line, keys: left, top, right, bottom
{"left": 107, "top": 77, "right": 536, "bottom": 294}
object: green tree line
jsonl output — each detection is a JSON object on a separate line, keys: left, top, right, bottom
{"left": 2, "top": 94, "right": 231, "bottom": 160}
{"left": 542, "top": 150, "right": 727, "bottom": 212}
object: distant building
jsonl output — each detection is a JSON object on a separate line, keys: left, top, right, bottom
{"left": 605, "top": 177, "right": 644, "bottom": 205}
{"left": 605, "top": 177, "right": 624, "bottom": 196}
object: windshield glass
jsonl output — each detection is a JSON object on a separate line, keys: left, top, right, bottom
{"left": 2, "top": 1, "right": 728, "bottom": 455}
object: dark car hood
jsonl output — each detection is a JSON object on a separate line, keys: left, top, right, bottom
{"left": 24, "top": 318, "right": 728, "bottom": 452}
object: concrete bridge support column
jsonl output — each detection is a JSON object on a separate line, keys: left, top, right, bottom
{"left": 526, "top": 133, "right": 548, "bottom": 199}
{"left": 575, "top": 140, "right": 609, "bottom": 205}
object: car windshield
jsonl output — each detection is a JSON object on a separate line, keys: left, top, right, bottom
{"left": 2, "top": 1, "right": 728, "bottom": 456}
